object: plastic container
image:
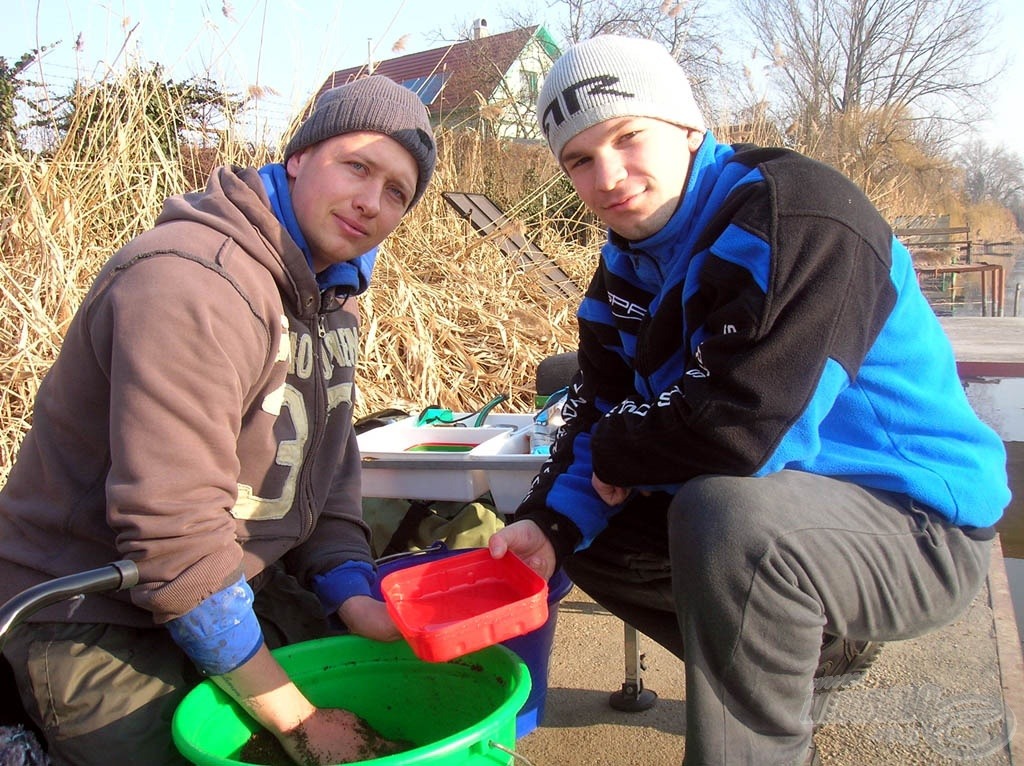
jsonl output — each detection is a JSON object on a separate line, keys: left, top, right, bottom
{"left": 379, "top": 548, "right": 548, "bottom": 663}
{"left": 172, "top": 634, "right": 530, "bottom": 766}
{"left": 466, "top": 428, "right": 546, "bottom": 513}
{"left": 357, "top": 412, "right": 539, "bottom": 505}
{"left": 376, "top": 545, "right": 573, "bottom": 737}
{"left": 357, "top": 421, "right": 510, "bottom": 502}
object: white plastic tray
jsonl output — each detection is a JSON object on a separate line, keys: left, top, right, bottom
{"left": 357, "top": 413, "right": 532, "bottom": 502}
{"left": 466, "top": 427, "right": 547, "bottom": 513}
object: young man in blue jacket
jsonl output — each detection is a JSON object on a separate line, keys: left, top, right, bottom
{"left": 489, "top": 35, "right": 1009, "bottom": 765}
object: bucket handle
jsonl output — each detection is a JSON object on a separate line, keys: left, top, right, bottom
{"left": 489, "top": 741, "right": 537, "bottom": 765}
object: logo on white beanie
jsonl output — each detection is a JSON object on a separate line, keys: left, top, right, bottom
{"left": 538, "top": 35, "right": 707, "bottom": 161}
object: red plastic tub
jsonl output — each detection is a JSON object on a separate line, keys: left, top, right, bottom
{"left": 376, "top": 544, "right": 573, "bottom": 737}
{"left": 380, "top": 548, "right": 548, "bottom": 663}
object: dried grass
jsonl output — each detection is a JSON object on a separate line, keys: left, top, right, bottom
{"left": 357, "top": 165, "right": 584, "bottom": 415}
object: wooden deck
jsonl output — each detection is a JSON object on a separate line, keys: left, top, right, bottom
{"left": 940, "top": 316, "right": 1024, "bottom": 379}
{"left": 918, "top": 262, "right": 1006, "bottom": 316}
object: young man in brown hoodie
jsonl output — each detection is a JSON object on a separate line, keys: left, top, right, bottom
{"left": 0, "top": 75, "right": 435, "bottom": 765}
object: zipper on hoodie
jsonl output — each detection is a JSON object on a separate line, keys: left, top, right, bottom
{"left": 294, "top": 304, "right": 331, "bottom": 544}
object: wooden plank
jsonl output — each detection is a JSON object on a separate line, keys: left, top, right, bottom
{"left": 441, "top": 191, "right": 583, "bottom": 300}
{"left": 897, "top": 226, "right": 970, "bottom": 238}
{"left": 896, "top": 226, "right": 971, "bottom": 247}
{"left": 897, "top": 225, "right": 974, "bottom": 263}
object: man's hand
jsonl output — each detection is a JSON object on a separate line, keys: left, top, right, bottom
{"left": 488, "top": 519, "right": 556, "bottom": 580}
{"left": 277, "top": 707, "right": 408, "bottom": 766}
{"left": 213, "top": 646, "right": 408, "bottom": 766}
{"left": 338, "top": 595, "right": 401, "bottom": 642}
{"left": 592, "top": 474, "right": 629, "bottom": 506}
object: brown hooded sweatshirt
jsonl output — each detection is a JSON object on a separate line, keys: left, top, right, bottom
{"left": 0, "top": 166, "right": 373, "bottom": 627}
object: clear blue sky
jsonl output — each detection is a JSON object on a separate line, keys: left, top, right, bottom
{"left": 978, "top": 0, "right": 1022, "bottom": 156}
{"left": 2, "top": 0, "right": 1020, "bottom": 155}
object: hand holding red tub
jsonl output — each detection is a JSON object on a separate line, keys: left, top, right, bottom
{"left": 489, "top": 471, "right": 630, "bottom": 581}
{"left": 488, "top": 520, "right": 556, "bottom": 581}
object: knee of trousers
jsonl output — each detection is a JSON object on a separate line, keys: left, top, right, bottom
{"left": 668, "top": 474, "right": 802, "bottom": 578}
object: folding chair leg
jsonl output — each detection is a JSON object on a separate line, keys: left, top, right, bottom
{"left": 609, "top": 621, "right": 658, "bottom": 711}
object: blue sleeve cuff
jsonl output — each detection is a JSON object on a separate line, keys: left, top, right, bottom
{"left": 312, "top": 560, "right": 377, "bottom": 614}
{"left": 166, "top": 576, "right": 263, "bottom": 676}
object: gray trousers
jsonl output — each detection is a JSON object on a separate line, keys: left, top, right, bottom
{"left": 563, "top": 470, "right": 993, "bottom": 766}
{"left": 2, "top": 564, "right": 330, "bottom": 766}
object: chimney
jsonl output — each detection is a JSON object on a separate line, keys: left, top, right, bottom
{"left": 472, "top": 18, "right": 488, "bottom": 39}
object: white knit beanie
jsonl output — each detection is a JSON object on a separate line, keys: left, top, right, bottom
{"left": 537, "top": 35, "right": 706, "bottom": 161}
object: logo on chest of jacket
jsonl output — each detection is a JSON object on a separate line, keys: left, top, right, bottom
{"left": 608, "top": 290, "right": 648, "bottom": 324}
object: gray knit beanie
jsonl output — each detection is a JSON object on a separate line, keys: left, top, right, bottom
{"left": 537, "top": 35, "right": 706, "bottom": 162}
{"left": 284, "top": 75, "right": 436, "bottom": 209}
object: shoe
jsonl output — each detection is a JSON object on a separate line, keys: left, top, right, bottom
{"left": 815, "top": 636, "right": 882, "bottom": 691}
{"left": 809, "top": 636, "right": 883, "bottom": 727}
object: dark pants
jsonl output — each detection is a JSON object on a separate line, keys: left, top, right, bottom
{"left": 2, "top": 564, "right": 329, "bottom": 766}
{"left": 564, "top": 471, "right": 992, "bottom": 766}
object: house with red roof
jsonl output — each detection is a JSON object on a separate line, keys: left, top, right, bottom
{"left": 315, "top": 21, "right": 560, "bottom": 141}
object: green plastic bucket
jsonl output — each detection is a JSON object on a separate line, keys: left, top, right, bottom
{"left": 172, "top": 635, "right": 531, "bottom": 766}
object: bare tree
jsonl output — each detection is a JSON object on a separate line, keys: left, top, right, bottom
{"left": 737, "top": 0, "right": 1003, "bottom": 138}
{"left": 957, "top": 140, "right": 1024, "bottom": 207}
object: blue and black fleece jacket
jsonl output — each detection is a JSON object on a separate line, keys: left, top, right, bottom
{"left": 516, "top": 133, "right": 1010, "bottom": 556}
